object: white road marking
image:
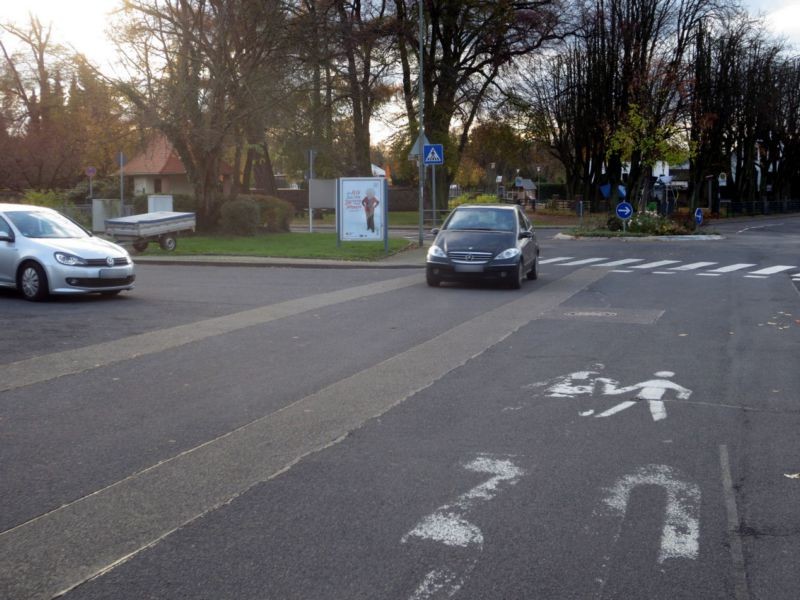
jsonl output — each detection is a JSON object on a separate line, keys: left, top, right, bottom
{"left": 631, "top": 260, "right": 681, "bottom": 269}
{"left": 611, "top": 269, "right": 634, "bottom": 273}
{"left": 537, "top": 367, "right": 691, "bottom": 422}
{"left": 708, "top": 263, "right": 756, "bottom": 273}
{"left": 748, "top": 265, "right": 797, "bottom": 275}
{"left": 603, "top": 464, "right": 701, "bottom": 563}
{"left": 669, "top": 262, "right": 717, "bottom": 271}
{"left": 559, "top": 258, "right": 608, "bottom": 266}
{"left": 697, "top": 273, "right": 722, "bottom": 277}
{"left": 402, "top": 455, "right": 524, "bottom": 600}
{"left": 594, "top": 259, "right": 646, "bottom": 267}
{"left": 653, "top": 271, "right": 677, "bottom": 275}
{"left": 538, "top": 256, "right": 574, "bottom": 264}
{"left": 744, "top": 275, "right": 768, "bottom": 279}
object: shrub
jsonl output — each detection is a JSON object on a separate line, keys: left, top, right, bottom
{"left": 220, "top": 198, "right": 260, "bottom": 235}
{"left": 22, "top": 189, "right": 65, "bottom": 209}
{"left": 627, "top": 210, "right": 689, "bottom": 235}
{"left": 448, "top": 193, "right": 500, "bottom": 209}
{"left": 606, "top": 215, "right": 623, "bottom": 231}
{"left": 240, "top": 194, "right": 293, "bottom": 232}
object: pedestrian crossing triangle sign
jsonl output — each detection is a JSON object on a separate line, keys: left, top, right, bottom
{"left": 423, "top": 144, "right": 444, "bottom": 165}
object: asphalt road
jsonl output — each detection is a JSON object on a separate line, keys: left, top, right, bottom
{"left": 1, "top": 216, "right": 798, "bottom": 600}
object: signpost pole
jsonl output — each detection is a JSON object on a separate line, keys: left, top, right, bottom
{"left": 432, "top": 164, "right": 437, "bottom": 227}
{"left": 417, "top": 0, "right": 425, "bottom": 248}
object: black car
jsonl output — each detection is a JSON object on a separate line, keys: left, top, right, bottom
{"left": 425, "top": 204, "right": 540, "bottom": 288}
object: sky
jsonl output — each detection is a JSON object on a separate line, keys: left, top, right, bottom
{"left": 2, "top": 0, "right": 798, "bottom": 70}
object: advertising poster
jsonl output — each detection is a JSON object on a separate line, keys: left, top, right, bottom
{"left": 338, "top": 177, "right": 386, "bottom": 242}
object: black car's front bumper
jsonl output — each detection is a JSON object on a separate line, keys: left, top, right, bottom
{"left": 426, "top": 259, "right": 518, "bottom": 283}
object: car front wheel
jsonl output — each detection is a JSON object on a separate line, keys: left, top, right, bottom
{"left": 509, "top": 260, "right": 524, "bottom": 289}
{"left": 19, "top": 262, "right": 49, "bottom": 302}
{"left": 526, "top": 257, "right": 538, "bottom": 280}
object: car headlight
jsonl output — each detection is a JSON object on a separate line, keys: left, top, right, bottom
{"left": 495, "top": 248, "right": 521, "bottom": 260}
{"left": 54, "top": 252, "right": 87, "bottom": 266}
{"left": 427, "top": 245, "right": 447, "bottom": 259}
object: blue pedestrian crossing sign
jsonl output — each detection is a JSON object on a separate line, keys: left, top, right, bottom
{"left": 423, "top": 144, "right": 444, "bottom": 165}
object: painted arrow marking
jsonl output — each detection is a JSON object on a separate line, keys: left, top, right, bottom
{"left": 602, "top": 464, "right": 701, "bottom": 563}
{"left": 402, "top": 455, "right": 524, "bottom": 599}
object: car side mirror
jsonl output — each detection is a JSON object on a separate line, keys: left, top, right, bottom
{"left": 518, "top": 230, "right": 532, "bottom": 239}
{"left": 431, "top": 228, "right": 440, "bottom": 235}
{"left": 0, "top": 232, "right": 13, "bottom": 242}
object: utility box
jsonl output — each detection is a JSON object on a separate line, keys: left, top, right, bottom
{"left": 148, "top": 194, "right": 174, "bottom": 212}
{"left": 92, "top": 199, "right": 123, "bottom": 232}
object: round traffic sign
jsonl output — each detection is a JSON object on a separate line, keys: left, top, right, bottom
{"left": 616, "top": 201, "right": 633, "bottom": 220}
{"left": 85, "top": 166, "right": 97, "bottom": 178}
{"left": 694, "top": 208, "right": 703, "bottom": 224}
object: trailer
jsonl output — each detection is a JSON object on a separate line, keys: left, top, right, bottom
{"left": 105, "top": 211, "right": 196, "bottom": 252}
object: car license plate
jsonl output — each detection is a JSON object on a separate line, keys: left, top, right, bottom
{"left": 455, "top": 264, "right": 484, "bottom": 273}
{"left": 99, "top": 268, "right": 126, "bottom": 279}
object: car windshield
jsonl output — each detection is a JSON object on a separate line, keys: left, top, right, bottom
{"left": 444, "top": 208, "right": 516, "bottom": 232}
{"left": 6, "top": 210, "right": 89, "bottom": 239}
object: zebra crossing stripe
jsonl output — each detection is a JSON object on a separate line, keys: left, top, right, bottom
{"left": 669, "top": 262, "right": 717, "bottom": 271}
{"left": 538, "top": 257, "right": 574, "bottom": 264}
{"left": 747, "top": 265, "right": 797, "bottom": 275}
{"left": 707, "top": 263, "right": 756, "bottom": 273}
{"left": 560, "top": 258, "right": 608, "bottom": 266}
{"left": 631, "top": 260, "right": 681, "bottom": 269}
{"left": 594, "top": 259, "right": 646, "bottom": 267}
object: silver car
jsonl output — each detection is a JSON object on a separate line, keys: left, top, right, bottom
{"left": 0, "top": 203, "right": 135, "bottom": 301}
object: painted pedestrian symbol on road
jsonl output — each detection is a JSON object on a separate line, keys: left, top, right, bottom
{"left": 521, "top": 364, "right": 692, "bottom": 421}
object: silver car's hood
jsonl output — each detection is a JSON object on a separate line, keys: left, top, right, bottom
{"left": 26, "top": 236, "right": 130, "bottom": 258}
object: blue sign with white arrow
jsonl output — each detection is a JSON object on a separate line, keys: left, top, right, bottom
{"left": 423, "top": 144, "right": 444, "bottom": 165}
{"left": 694, "top": 207, "right": 703, "bottom": 225}
{"left": 616, "top": 201, "right": 633, "bottom": 220}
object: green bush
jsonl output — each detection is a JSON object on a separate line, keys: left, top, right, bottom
{"left": 606, "top": 215, "right": 624, "bottom": 231}
{"left": 22, "top": 189, "right": 66, "bottom": 209}
{"left": 448, "top": 193, "right": 501, "bottom": 209}
{"left": 220, "top": 198, "right": 260, "bottom": 236}
{"left": 627, "top": 210, "right": 689, "bottom": 235}
{"left": 240, "top": 194, "right": 293, "bottom": 232}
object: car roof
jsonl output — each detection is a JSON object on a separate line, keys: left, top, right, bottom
{"left": 455, "top": 204, "right": 517, "bottom": 210}
{"left": 0, "top": 203, "right": 55, "bottom": 213}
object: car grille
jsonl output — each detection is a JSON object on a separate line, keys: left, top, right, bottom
{"left": 68, "top": 276, "right": 136, "bottom": 288}
{"left": 85, "top": 257, "right": 129, "bottom": 266}
{"left": 448, "top": 251, "right": 493, "bottom": 264}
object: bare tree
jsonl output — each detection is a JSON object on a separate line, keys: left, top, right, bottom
{"left": 114, "top": 0, "right": 290, "bottom": 228}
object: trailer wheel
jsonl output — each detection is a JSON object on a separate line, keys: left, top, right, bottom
{"left": 132, "top": 240, "right": 149, "bottom": 253}
{"left": 159, "top": 235, "right": 177, "bottom": 251}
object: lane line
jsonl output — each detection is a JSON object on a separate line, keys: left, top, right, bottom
{"left": 697, "top": 273, "right": 722, "bottom": 277}
{"left": 708, "top": 264, "right": 756, "bottom": 273}
{"left": 538, "top": 257, "right": 574, "bottom": 264}
{"left": 631, "top": 260, "right": 681, "bottom": 269}
{"left": 743, "top": 275, "right": 768, "bottom": 279}
{"left": 0, "top": 268, "right": 608, "bottom": 600}
{"left": 559, "top": 258, "right": 608, "bottom": 266}
{"left": 747, "top": 265, "right": 796, "bottom": 275}
{"left": 653, "top": 271, "right": 677, "bottom": 275}
{"left": 719, "top": 445, "right": 751, "bottom": 600}
{"left": 593, "top": 259, "right": 645, "bottom": 267}
{"left": 611, "top": 269, "right": 634, "bottom": 273}
{"left": 669, "top": 262, "right": 717, "bottom": 271}
{"left": 0, "top": 275, "right": 422, "bottom": 394}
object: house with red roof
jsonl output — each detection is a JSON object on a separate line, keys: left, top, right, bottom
{"left": 124, "top": 134, "right": 233, "bottom": 197}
